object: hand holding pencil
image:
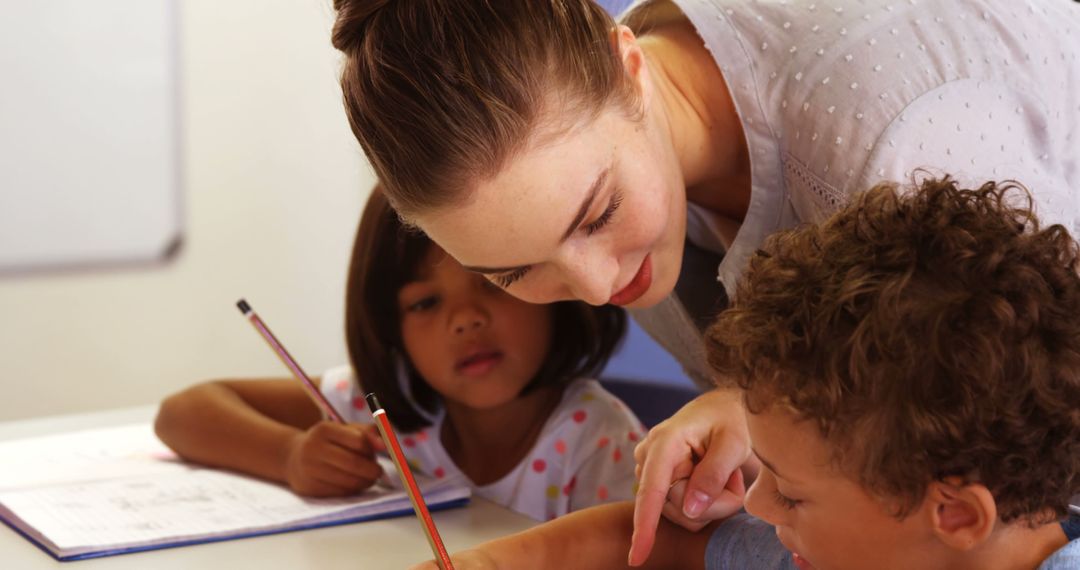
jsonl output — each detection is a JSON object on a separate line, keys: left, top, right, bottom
{"left": 237, "top": 299, "right": 453, "bottom": 567}
{"left": 236, "top": 298, "right": 384, "bottom": 497}
{"left": 282, "top": 421, "right": 385, "bottom": 497}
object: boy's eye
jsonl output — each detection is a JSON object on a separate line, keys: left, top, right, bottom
{"left": 583, "top": 191, "right": 623, "bottom": 236}
{"left": 773, "top": 489, "right": 801, "bottom": 510}
{"left": 405, "top": 295, "right": 439, "bottom": 312}
{"left": 493, "top": 266, "right": 530, "bottom": 289}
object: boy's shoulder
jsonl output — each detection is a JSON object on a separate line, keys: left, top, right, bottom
{"left": 1040, "top": 514, "right": 1080, "bottom": 570}
{"left": 705, "top": 513, "right": 796, "bottom": 570}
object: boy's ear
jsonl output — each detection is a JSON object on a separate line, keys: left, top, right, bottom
{"left": 926, "top": 478, "right": 997, "bottom": 551}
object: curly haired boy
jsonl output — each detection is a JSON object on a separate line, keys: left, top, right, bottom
{"left": 411, "top": 177, "right": 1080, "bottom": 570}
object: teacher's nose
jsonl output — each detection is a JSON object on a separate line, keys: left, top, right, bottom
{"left": 560, "top": 252, "right": 615, "bottom": 307}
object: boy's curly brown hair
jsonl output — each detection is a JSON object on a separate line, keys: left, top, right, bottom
{"left": 707, "top": 177, "right": 1080, "bottom": 523}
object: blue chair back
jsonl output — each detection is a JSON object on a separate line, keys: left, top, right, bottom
{"left": 600, "top": 377, "right": 701, "bottom": 429}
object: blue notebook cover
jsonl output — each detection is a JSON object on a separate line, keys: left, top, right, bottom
{"left": 1, "top": 495, "right": 469, "bottom": 562}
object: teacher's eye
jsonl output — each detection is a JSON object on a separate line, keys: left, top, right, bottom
{"left": 493, "top": 266, "right": 530, "bottom": 288}
{"left": 583, "top": 192, "right": 623, "bottom": 236}
{"left": 773, "top": 489, "right": 801, "bottom": 510}
{"left": 405, "top": 295, "right": 439, "bottom": 312}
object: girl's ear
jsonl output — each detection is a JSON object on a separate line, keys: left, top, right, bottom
{"left": 926, "top": 478, "right": 997, "bottom": 551}
{"left": 610, "top": 24, "right": 651, "bottom": 110}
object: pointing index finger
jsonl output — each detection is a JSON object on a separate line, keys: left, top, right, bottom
{"left": 628, "top": 442, "right": 695, "bottom": 566}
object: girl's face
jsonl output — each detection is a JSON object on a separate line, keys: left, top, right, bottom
{"left": 415, "top": 104, "right": 687, "bottom": 309}
{"left": 397, "top": 244, "right": 553, "bottom": 410}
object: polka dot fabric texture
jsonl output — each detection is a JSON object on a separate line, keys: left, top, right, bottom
{"left": 625, "top": 0, "right": 1080, "bottom": 296}
{"left": 320, "top": 366, "right": 644, "bottom": 521}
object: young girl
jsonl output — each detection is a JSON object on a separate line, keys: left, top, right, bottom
{"left": 155, "top": 189, "right": 644, "bottom": 521}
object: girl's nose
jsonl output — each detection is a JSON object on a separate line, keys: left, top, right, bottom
{"left": 450, "top": 304, "right": 489, "bottom": 334}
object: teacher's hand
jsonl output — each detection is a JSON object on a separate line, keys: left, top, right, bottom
{"left": 628, "top": 388, "right": 751, "bottom": 566}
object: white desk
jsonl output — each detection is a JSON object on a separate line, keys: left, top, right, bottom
{"left": 0, "top": 406, "right": 537, "bottom": 569}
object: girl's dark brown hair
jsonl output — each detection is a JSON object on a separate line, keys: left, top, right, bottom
{"left": 345, "top": 188, "right": 627, "bottom": 432}
{"left": 707, "top": 177, "right": 1080, "bottom": 524}
{"left": 330, "top": 0, "right": 637, "bottom": 218}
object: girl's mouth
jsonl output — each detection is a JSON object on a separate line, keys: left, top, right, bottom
{"left": 455, "top": 350, "right": 504, "bottom": 376}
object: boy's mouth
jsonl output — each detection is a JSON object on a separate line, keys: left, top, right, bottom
{"left": 791, "top": 551, "right": 815, "bottom": 570}
{"left": 455, "top": 349, "right": 504, "bottom": 376}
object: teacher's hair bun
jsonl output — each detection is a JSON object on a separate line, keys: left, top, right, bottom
{"left": 331, "top": 0, "right": 392, "bottom": 53}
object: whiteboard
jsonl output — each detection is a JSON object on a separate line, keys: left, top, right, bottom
{"left": 0, "top": 0, "right": 182, "bottom": 274}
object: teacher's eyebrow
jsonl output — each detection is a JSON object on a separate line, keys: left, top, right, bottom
{"left": 462, "top": 167, "right": 609, "bottom": 275}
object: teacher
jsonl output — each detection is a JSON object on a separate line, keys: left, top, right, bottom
{"left": 329, "top": 0, "right": 1080, "bottom": 564}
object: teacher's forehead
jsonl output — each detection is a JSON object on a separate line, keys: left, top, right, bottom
{"left": 417, "top": 136, "right": 611, "bottom": 267}
{"left": 416, "top": 174, "right": 575, "bottom": 268}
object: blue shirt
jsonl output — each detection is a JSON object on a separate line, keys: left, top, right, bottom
{"left": 705, "top": 513, "right": 1080, "bottom": 570}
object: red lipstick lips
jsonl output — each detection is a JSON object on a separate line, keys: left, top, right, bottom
{"left": 609, "top": 254, "right": 652, "bottom": 306}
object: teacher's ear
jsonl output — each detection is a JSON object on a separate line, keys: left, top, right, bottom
{"left": 610, "top": 24, "right": 652, "bottom": 111}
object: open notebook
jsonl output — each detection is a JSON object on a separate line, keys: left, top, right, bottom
{"left": 0, "top": 423, "right": 470, "bottom": 561}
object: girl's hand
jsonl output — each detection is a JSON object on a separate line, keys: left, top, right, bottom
{"left": 283, "top": 421, "right": 384, "bottom": 497}
{"left": 407, "top": 550, "right": 499, "bottom": 570}
{"left": 629, "top": 388, "right": 751, "bottom": 566}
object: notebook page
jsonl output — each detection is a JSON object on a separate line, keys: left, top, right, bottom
{"left": 0, "top": 467, "right": 408, "bottom": 550}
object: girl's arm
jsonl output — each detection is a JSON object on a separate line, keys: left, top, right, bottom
{"left": 155, "top": 378, "right": 382, "bottom": 496}
{"left": 409, "top": 502, "right": 713, "bottom": 570}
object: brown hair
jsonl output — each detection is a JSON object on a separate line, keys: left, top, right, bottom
{"left": 707, "top": 177, "right": 1080, "bottom": 524}
{"left": 330, "top": 0, "right": 637, "bottom": 218}
{"left": 345, "top": 188, "right": 627, "bottom": 432}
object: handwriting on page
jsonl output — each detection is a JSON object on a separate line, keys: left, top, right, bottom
{"left": 0, "top": 467, "right": 401, "bottom": 549}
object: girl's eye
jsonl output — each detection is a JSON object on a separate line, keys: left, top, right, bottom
{"left": 773, "top": 489, "right": 801, "bottom": 510}
{"left": 493, "top": 266, "right": 530, "bottom": 289}
{"left": 405, "top": 296, "right": 439, "bottom": 312}
{"left": 583, "top": 192, "right": 623, "bottom": 236}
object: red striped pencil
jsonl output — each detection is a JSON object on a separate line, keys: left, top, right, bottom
{"left": 366, "top": 393, "right": 454, "bottom": 570}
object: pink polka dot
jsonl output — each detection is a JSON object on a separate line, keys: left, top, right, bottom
{"left": 597, "top": 436, "right": 611, "bottom": 449}
{"left": 572, "top": 410, "right": 587, "bottom": 423}
{"left": 415, "top": 430, "right": 429, "bottom": 441}
{"left": 613, "top": 447, "right": 623, "bottom": 463}
{"left": 563, "top": 476, "right": 577, "bottom": 496}
{"left": 351, "top": 396, "right": 366, "bottom": 410}
{"left": 554, "top": 439, "right": 567, "bottom": 454}
{"left": 434, "top": 467, "right": 445, "bottom": 478}
{"left": 532, "top": 459, "right": 547, "bottom": 473}
{"left": 335, "top": 380, "right": 350, "bottom": 391}
{"left": 628, "top": 431, "right": 640, "bottom": 442}
{"left": 403, "top": 437, "right": 415, "bottom": 448}
{"left": 597, "top": 486, "right": 609, "bottom": 501}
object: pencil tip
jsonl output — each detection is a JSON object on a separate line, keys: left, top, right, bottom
{"left": 236, "top": 298, "right": 251, "bottom": 315}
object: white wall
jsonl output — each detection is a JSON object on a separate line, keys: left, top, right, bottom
{"left": 0, "top": 0, "right": 373, "bottom": 420}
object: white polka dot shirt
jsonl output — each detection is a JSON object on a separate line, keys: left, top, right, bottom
{"left": 625, "top": 0, "right": 1080, "bottom": 386}
{"left": 320, "top": 366, "right": 644, "bottom": 521}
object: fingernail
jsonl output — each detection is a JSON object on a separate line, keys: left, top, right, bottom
{"left": 683, "top": 491, "right": 711, "bottom": 518}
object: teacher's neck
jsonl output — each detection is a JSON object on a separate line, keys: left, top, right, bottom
{"left": 639, "top": 23, "right": 751, "bottom": 221}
